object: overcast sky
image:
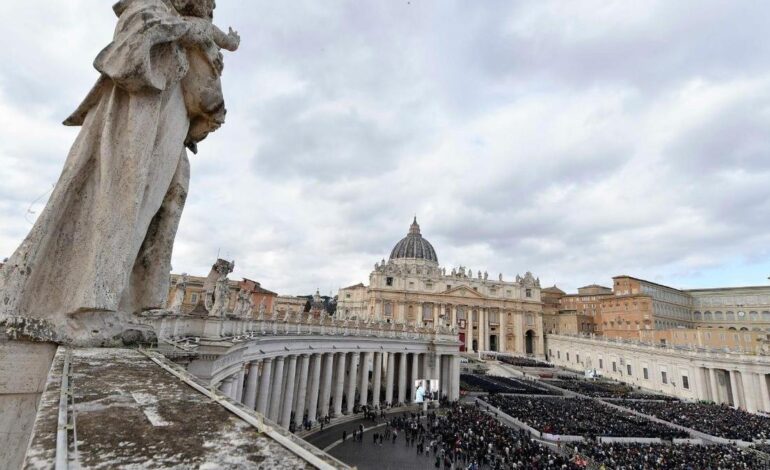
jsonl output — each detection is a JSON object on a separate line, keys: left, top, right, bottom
{"left": 1, "top": 1, "right": 769, "bottom": 296}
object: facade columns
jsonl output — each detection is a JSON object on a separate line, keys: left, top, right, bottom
{"left": 294, "top": 354, "right": 310, "bottom": 425}
{"left": 729, "top": 369, "right": 741, "bottom": 408}
{"left": 708, "top": 368, "right": 720, "bottom": 403}
{"left": 332, "top": 353, "right": 347, "bottom": 416}
{"left": 268, "top": 356, "right": 285, "bottom": 422}
{"left": 741, "top": 371, "right": 757, "bottom": 413}
{"left": 280, "top": 355, "right": 298, "bottom": 427}
{"left": 359, "top": 352, "right": 372, "bottom": 406}
{"left": 464, "top": 310, "right": 471, "bottom": 352}
{"left": 319, "top": 353, "right": 334, "bottom": 418}
{"left": 306, "top": 354, "right": 322, "bottom": 423}
{"left": 372, "top": 352, "right": 383, "bottom": 407}
{"left": 385, "top": 352, "right": 395, "bottom": 405}
{"left": 759, "top": 373, "right": 770, "bottom": 412}
{"left": 499, "top": 310, "right": 507, "bottom": 352}
{"left": 397, "top": 352, "right": 407, "bottom": 404}
{"left": 256, "top": 358, "right": 273, "bottom": 415}
{"left": 345, "top": 353, "right": 360, "bottom": 414}
{"left": 244, "top": 361, "right": 260, "bottom": 410}
{"left": 409, "top": 353, "right": 419, "bottom": 401}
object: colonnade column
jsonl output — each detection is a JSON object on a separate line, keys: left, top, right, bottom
{"left": 319, "top": 353, "right": 334, "bottom": 418}
{"left": 359, "top": 352, "right": 372, "bottom": 406}
{"left": 220, "top": 376, "right": 234, "bottom": 398}
{"left": 268, "top": 357, "right": 285, "bottom": 422}
{"left": 294, "top": 354, "right": 310, "bottom": 426}
{"left": 448, "top": 355, "right": 460, "bottom": 401}
{"left": 306, "top": 354, "right": 322, "bottom": 423}
{"left": 397, "top": 353, "right": 407, "bottom": 404}
{"left": 345, "top": 353, "right": 360, "bottom": 414}
{"left": 244, "top": 361, "right": 260, "bottom": 410}
{"left": 332, "top": 352, "right": 346, "bottom": 417}
{"left": 372, "top": 352, "right": 382, "bottom": 407}
{"left": 499, "top": 311, "right": 507, "bottom": 352}
{"left": 464, "top": 312, "right": 471, "bottom": 352}
{"left": 280, "top": 356, "right": 298, "bottom": 427}
{"left": 234, "top": 366, "right": 246, "bottom": 402}
{"left": 385, "top": 353, "right": 395, "bottom": 405}
{"left": 256, "top": 358, "right": 273, "bottom": 415}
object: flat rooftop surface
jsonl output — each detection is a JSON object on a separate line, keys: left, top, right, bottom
{"left": 24, "top": 348, "right": 313, "bottom": 469}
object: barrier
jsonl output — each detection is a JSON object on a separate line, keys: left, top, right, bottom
{"left": 598, "top": 437, "right": 662, "bottom": 444}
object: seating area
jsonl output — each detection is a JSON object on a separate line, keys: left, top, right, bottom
{"left": 497, "top": 355, "right": 554, "bottom": 368}
{"left": 576, "top": 443, "right": 767, "bottom": 469}
{"left": 548, "top": 376, "right": 676, "bottom": 400}
{"left": 618, "top": 400, "right": 770, "bottom": 442}
{"left": 460, "top": 374, "right": 561, "bottom": 395}
{"left": 481, "top": 395, "right": 688, "bottom": 439}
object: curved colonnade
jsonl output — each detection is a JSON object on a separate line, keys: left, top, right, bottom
{"left": 145, "top": 314, "right": 462, "bottom": 430}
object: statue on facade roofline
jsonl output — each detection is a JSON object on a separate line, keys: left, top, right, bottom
{"left": 0, "top": 0, "right": 239, "bottom": 346}
{"left": 499, "top": 273, "right": 503, "bottom": 281}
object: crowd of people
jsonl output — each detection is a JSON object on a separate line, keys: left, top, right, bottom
{"left": 482, "top": 395, "right": 688, "bottom": 439}
{"left": 367, "top": 402, "right": 583, "bottom": 469}
{"left": 496, "top": 356, "right": 554, "bottom": 368}
{"left": 618, "top": 400, "right": 770, "bottom": 441}
{"left": 547, "top": 376, "right": 674, "bottom": 400}
{"left": 575, "top": 442, "right": 767, "bottom": 469}
{"left": 461, "top": 374, "right": 561, "bottom": 396}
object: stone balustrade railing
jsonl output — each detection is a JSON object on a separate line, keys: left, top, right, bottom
{"left": 551, "top": 333, "right": 770, "bottom": 361}
{"left": 142, "top": 312, "right": 460, "bottom": 345}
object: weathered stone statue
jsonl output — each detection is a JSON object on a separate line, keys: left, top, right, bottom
{"left": 169, "top": 273, "right": 188, "bottom": 314}
{"left": 0, "top": 0, "right": 239, "bottom": 346}
{"left": 204, "top": 259, "right": 234, "bottom": 317}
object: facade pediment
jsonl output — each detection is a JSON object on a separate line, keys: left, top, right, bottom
{"left": 444, "top": 285, "right": 486, "bottom": 299}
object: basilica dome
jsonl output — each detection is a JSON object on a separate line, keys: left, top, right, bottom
{"left": 389, "top": 218, "right": 438, "bottom": 264}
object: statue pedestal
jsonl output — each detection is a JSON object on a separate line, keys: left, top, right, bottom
{"left": 0, "top": 336, "right": 57, "bottom": 470}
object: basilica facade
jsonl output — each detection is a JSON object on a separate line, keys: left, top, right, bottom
{"left": 337, "top": 218, "right": 545, "bottom": 356}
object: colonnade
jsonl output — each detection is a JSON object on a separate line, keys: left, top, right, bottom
{"left": 217, "top": 351, "right": 461, "bottom": 429}
{"left": 695, "top": 366, "right": 770, "bottom": 413}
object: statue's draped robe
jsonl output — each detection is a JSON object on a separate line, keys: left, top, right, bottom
{"left": 0, "top": 0, "right": 224, "bottom": 342}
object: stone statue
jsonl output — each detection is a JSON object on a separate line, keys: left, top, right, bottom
{"left": 499, "top": 273, "right": 503, "bottom": 281}
{"left": 233, "top": 287, "right": 254, "bottom": 318}
{"left": 483, "top": 271, "right": 488, "bottom": 280}
{"left": 169, "top": 273, "right": 188, "bottom": 314}
{"left": 477, "top": 270, "right": 482, "bottom": 279}
{"left": 204, "top": 259, "right": 234, "bottom": 317}
{"left": 0, "top": 0, "right": 239, "bottom": 345}
{"left": 451, "top": 268, "right": 456, "bottom": 276}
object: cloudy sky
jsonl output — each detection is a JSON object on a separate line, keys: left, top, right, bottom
{"left": 1, "top": 0, "right": 769, "bottom": 296}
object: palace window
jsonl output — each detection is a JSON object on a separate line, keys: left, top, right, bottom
{"left": 627, "top": 364, "right": 632, "bottom": 375}
{"left": 488, "top": 311, "right": 499, "bottom": 324}
{"left": 682, "top": 376, "right": 689, "bottom": 389}
{"left": 457, "top": 308, "right": 466, "bottom": 320}
{"left": 386, "top": 277, "right": 394, "bottom": 286}
{"left": 599, "top": 358, "right": 603, "bottom": 369}
{"left": 576, "top": 354, "right": 580, "bottom": 363}
{"left": 566, "top": 353, "right": 570, "bottom": 361}
{"left": 526, "top": 289, "right": 532, "bottom": 298}
{"left": 643, "top": 368, "right": 649, "bottom": 379}
{"left": 661, "top": 371, "right": 668, "bottom": 384}
{"left": 472, "top": 310, "right": 478, "bottom": 322}
{"left": 422, "top": 304, "right": 432, "bottom": 321}
{"left": 190, "top": 293, "right": 198, "bottom": 304}
{"left": 612, "top": 362, "right": 617, "bottom": 372}
{"left": 345, "top": 293, "right": 351, "bottom": 299}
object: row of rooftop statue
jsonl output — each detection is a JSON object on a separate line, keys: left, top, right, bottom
{"left": 373, "top": 259, "right": 542, "bottom": 287}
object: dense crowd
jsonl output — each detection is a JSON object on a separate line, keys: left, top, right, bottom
{"left": 618, "top": 401, "right": 770, "bottom": 441}
{"left": 368, "top": 403, "right": 582, "bottom": 469}
{"left": 576, "top": 443, "right": 767, "bottom": 469}
{"left": 497, "top": 356, "right": 554, "bottom": 368}
{"left": 482, "top": 395, "right": 688, "bottom": 439}
{"left": 461, "top": 374, "right": 561, "bottom": 396}
{"left": 548, "top": 377, "right": 675, "bottom": 400}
